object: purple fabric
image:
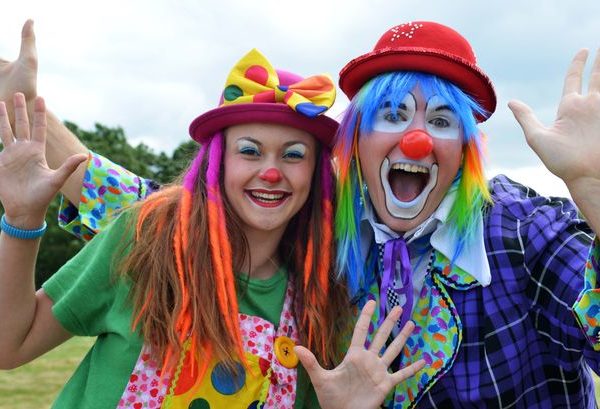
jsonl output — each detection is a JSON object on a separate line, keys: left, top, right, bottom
{"left": 205, "top": 133, "right": 223, "bottom": 202}
{"left": 182, "top": 143, "right": 206, "bottom": 192}
{"left": 381, "top": 237, "right": 413, "bottom": 330}
{"left": 372, "top": 175, "right": 599, "bottom": 408}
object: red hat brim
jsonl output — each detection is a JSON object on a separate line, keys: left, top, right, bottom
{"left": 189, "top": 103, "right": 339, "bottom": 147}
{"left": 339, "top": 47, "right": 496, "bottom": 122}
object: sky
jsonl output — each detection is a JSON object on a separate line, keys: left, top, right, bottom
{"left": 1, "top": 0, "right": 599, "bottom": 198}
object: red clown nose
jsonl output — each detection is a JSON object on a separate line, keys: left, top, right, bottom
{"left": 259, "top": 168, "right": 283, "bottom": 183}
{"left": 399, "top": 130, "right": 433, "bottom": 159}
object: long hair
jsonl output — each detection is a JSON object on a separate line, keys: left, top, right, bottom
{"left": 119, "top": 130, "right": 350, "bottom": 384}
{"left": 334, "top": 72, "right": 492, "bottom": 298}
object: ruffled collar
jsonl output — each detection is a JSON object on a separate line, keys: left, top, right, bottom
{"left": 362, "top": 189, "right": 491, "bottom": 287}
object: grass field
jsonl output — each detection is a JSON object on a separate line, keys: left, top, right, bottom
{"left": 0, "top": 336, "right": 599, "bottom": 408}
{"left": 0, "top": 337, "right": 94, "bottom": 409}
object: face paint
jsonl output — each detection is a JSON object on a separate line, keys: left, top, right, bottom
{"left": 358, "top": 87, "right": 463, "bottom": 232}
{"left": 425, "top": 95, "right": 461, "bottom": 140}
{"left": 259, "top": 168, "right": 283, "bottom": 183}
{"left": 399, "top": 129, "right": 433, "bottom": 159}
{"left": 224, "top": 123, "right": 317, "bottom": 234}
{"left": 380, "top": 158, "right": 439, "bottom": 219}
{"left": 373, "top": 93, "right": 416, "bottom": 133}
{"left": 283, "top": 143, "right": 307, "bottom": 159}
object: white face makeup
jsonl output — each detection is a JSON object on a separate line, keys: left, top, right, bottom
{"left": 373, "top": 93, "right": 416, "bottom": 133}
{"left": 283, "top": 143, "right": 307, "bottom": 159}
{"left": 358, "top": 87, "right": 464, "bottom": 233}
{"left": 237, "top": 138, "right": 260, "bottom": 155}
{"left": 424, "top": 95, "right": 460, "bottom": 140}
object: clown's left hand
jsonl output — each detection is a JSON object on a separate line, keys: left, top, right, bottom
{"left": 294, "top": 300, "right": 426, "bottom": 409}
{"left": 509, "top": 49, "right": 600, "bottom": 233}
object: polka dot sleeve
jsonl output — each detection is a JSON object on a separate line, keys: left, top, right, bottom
{"left": 57, "top": 151, "right": 158, "bottom": 241}
{"left": 573, "top": 238, "right": 600, "bottom": 351}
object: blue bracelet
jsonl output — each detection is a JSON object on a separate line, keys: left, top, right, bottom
{"left": 0, "top": 214, "right": 47, "bottom": 239}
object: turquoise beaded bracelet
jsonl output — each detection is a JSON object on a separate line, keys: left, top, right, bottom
{"left": 0, "top": 214, "right": 47, "bottom": 239}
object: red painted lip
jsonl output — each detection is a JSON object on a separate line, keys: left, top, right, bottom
{"left": 245, "top": 189, "right": 291, "bottom": 208}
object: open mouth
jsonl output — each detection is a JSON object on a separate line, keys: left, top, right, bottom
{"left": 380, "top": 158, "right": 438, "bottom": 219}
{"left": 388, "top": 162, "right": 430, "bottom": 202}
{"left": 245, "top": 189, "right": 291, "bottom": 208}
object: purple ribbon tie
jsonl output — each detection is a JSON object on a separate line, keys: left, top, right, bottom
{"left": 380, "top": 237, "right": 413, "bottom": 330}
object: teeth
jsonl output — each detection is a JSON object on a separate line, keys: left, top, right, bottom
{"left": 390, "top": 162, "right": 429, "bottom": 173}
{"left": 251, "top": 191, "right": 284, "bottom": 201}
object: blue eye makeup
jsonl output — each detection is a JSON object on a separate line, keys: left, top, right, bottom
{"left": 283, "top": 143, "right": 306, "bottom": 159}
{"left": 237, "top": 139, "right": 261, "bottom": 156}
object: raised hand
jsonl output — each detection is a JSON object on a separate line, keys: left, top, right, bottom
{"left": 508, "top": 49, "right": 600, "bottom": 233}
{"left": 508, "top": 49, "right": 600, "bottom": 188}
{"left": 0, "top": 20, "right": 38, "bottom": 120}
{"left": 295, "top": 300, "right": 426, "bottom": 409}
{"left": 0, "top": 93, "right": 86, "bottom": 228}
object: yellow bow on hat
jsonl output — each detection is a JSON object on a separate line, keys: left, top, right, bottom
{"left": 221, "top": 49, "right": 336, "bottom": 117}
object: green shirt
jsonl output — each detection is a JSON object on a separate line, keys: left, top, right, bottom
{"left": 237, "top": 269, "right": 287, "bottom": 327}
{"left": 43, "top": 212, "right": 319, "bottom": 408}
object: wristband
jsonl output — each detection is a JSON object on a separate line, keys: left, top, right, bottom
{"left": 0, "top": 214, "right": 47, "bottom": 240}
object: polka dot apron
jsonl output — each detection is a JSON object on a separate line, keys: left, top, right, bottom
{"left": 117, "top": 282, "right": 299, "bottom": 409}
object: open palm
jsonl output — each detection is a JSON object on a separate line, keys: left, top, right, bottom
{"left": 295, "top": 300, "right": 426, "bottom": 409}
{"left": 0, "top": 20, "right": 38, "bottom": 111}
{"left": 0, "top": 93, "right": 86, "bottom": 225}
{"left": 509, "top": 49, "right": 600, "bottom": 186}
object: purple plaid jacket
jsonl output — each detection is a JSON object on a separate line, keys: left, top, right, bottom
{"left": 372, "top": 175, "right": 599, "bottom": 409}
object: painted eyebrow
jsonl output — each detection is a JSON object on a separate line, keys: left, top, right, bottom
{"left": 382, "top": 91, "right": 416, "bottom": 110}
{"left": 237, "top": 137, "right": 308, "bottom": 149}
{"left": 381, "top": 101, "right": 409, "bottom": 110}
{"left": 433, "top": 104, "right": 455, "bottom": 112}
{"left": 423, "top": 102, "right": 455, "bottom": 113}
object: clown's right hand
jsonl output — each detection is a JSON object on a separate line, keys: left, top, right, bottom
{"left": 0, "top": 93, "right": 86, "bottom": 229}
{"left": 508, "top": 49, "right": 600, "bottom": 234}
{"left": 295, "top": 300, "right": 426, "bottom": 409}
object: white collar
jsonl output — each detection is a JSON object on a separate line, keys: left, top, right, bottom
{"left": 363, "top": 189, "right": 491, "bottom": 286}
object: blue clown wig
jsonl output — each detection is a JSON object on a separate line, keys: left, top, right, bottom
{"left": 333, "top": 71, "right": 492, "bottom": 298}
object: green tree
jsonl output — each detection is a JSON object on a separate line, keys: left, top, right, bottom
{"left": 31, "top": 121, "right": 197, "bottom": 287}
{"left": 153, "top": 140, "right": 198, "bottom": 183}
{"left": 65, "top": 121, "right": 157, "bottom": 180}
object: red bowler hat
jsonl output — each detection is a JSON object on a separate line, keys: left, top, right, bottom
{"left": 339, "top": 21, "right": 497, "bottom": 121}
{"left": 189, "top": 49, "right": 339, "bottom": 146}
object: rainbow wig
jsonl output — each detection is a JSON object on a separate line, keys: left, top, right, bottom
{"left": 174, "top": 131, "right": 245, "bottom": 380}
{"left": 334, "top": 72, "right": 492, "bottom": 297}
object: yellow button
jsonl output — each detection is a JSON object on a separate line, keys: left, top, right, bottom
{"left": 274, "top": 336, "right": 298, "bottom": 369}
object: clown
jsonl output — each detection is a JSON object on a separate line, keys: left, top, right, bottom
{"left": 2, "top": 19, "right": 600, "bottom": 409}
{"left": 332, "top": 21, "right": 600, "bottom": 408}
